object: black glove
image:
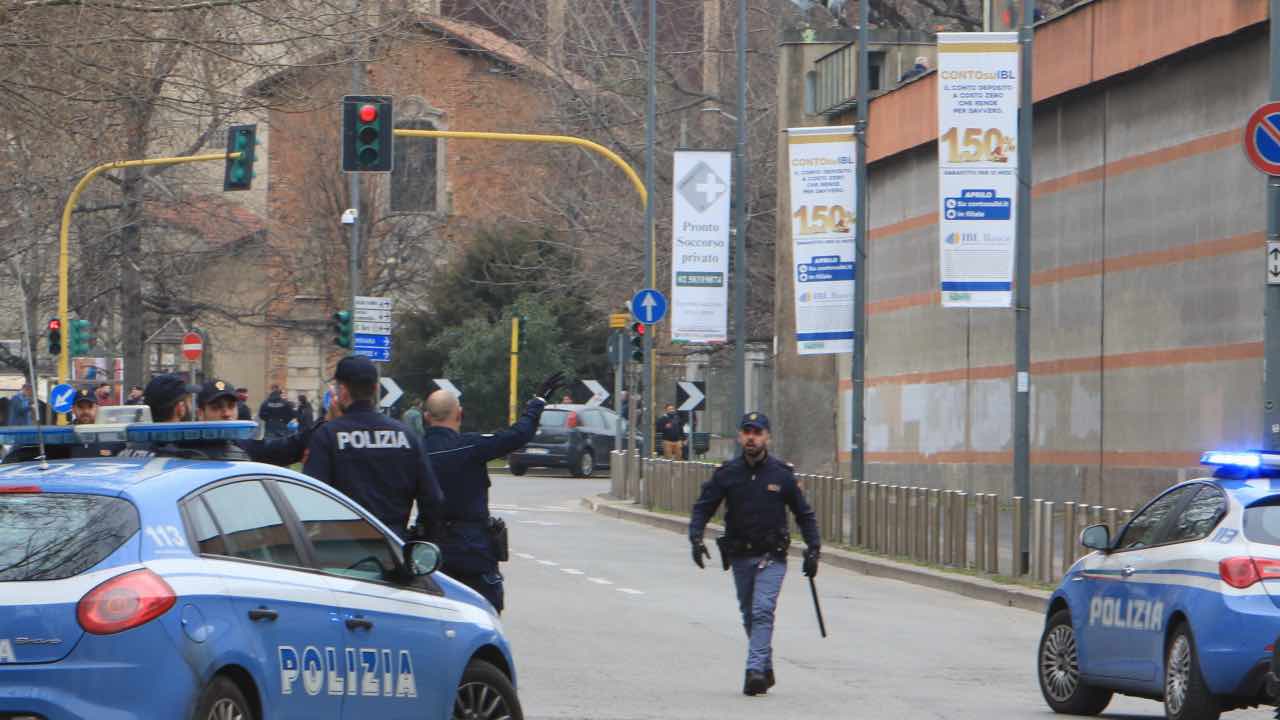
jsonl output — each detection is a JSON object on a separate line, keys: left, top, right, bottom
{"left": 692, "top": 541, "right": 710, "bottom": 569}
{"left": 536, "top": 371, "right": 566, "bottom": 401}
{"left": 803, "top": 546, "right": 820, "bottom": 578}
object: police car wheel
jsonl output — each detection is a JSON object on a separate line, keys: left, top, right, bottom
{"left": 1038, "top": 610, "right": 1112, "bottom": 715}
{"left": 1163, "top": 624, "right": 1220, "bottom": 720}
{"left": 571, "top": 450, "right": 594, "bottom": 478}
{"left": 509, "top": 462, "right": 528, "bottom": 476}
{"left": 193, "top": 675, "right": 254, "bottom": 720}
{"left": 454, "top": 659, "right": 523, "bottom": 720}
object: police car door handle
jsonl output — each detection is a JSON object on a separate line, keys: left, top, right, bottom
{"left": 345, "top": 616, "right": 374, "bottom": 631}
{"left": 247, "top": 608, "right": 278, "bottom": 622}
{"left": 1121, "top": 566, "right": 1136, "bottom": 577}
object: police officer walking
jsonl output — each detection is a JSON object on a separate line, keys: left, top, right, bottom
{"left": 688, "top": 412, "right": 821, "bottom": 696}
{"left": 422, "top": 371, "right": 565, "bottom": 614}
{"left": 259, "top": 385, "right": 295, "bottom": 438}
{"left": 303, "top": 356, "right": 444, "bottom": 540}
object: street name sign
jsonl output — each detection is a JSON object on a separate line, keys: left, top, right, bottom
{"left": 354, "top": 320, "right": 392, "bottom": 335}
{"left": 354, "top": 296, "right": 392, "bottom": 310}
{"left": 352, "top": 296, "right": 392, "bottom": 362}
{"left": 1245, "top": 102, "right": 1280, "bottom": 176}
{"left": 353, "top": 307, "right": 392, "bottom": 323}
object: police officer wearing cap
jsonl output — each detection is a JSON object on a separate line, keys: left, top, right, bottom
{"left": 689, "top": 411, "right": 821, "bottom": 696}
{"left": 303, "top": 356, "right": 444, "bottom": 540}
{"left": 422, "top": 371, "right": 565, "bottom": 614}
{"left": 195, "top": 379, "right": 312, "bottom": 466}
{"left": 68, "top": 387, "right": 127, "bottom": 457}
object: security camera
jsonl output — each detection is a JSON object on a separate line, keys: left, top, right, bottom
{"left": 341, "top": 208, "right": 358, "bottom": 225}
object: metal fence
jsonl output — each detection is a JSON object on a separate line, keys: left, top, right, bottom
{"left": 609, "top": 450, "right": 1136, "bottom": 584}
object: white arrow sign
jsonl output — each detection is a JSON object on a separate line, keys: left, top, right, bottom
{"left": 379, "top": 377, "right": 403, "bottom": 408}
{"left": 640, "top": 293, "right": 657, "bottom": 322}
{"left": 354, "top": 307, "right": 392, "bottom": 323}
{"left": 583, "top": 380, "right": 610, "bottom": 407}
{"left": 434, "top": 378, "right": 461, "bottom": 398}
{"left": 354, "top": 320, "right": 392, "bottom": 335}
{"left": 677, "top": 381, "right": 706, "bottom": 412}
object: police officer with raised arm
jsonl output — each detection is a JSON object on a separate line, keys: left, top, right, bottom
{"left": 195, "top": 379, "right": 312, "bottom": 466}
{"left": 688, "top": 412, "right": 821, "bottom": 696}
{"left": 423, "top": 371, "right": 565, "bottom": 614}
{"left": 303, "top": 356, "right": 444, "bottom": 540}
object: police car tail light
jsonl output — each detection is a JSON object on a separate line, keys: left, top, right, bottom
{"left": 77, "top": 569, "right": 176, "bottom": 635}
{"left": 1219, "top": 556, "right": 1280, "bottom": 589}
{"left": 0, "top": 485, "right": 41, "bottom": 493}
{"left": 566, "top": 411, "right": 579, "bottom": 428}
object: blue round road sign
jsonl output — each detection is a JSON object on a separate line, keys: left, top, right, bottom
{"left": 1245, "top": 102, "right": 1280, "bottom": 176}
{"left": 630, "top": 288, "right": 668, "bottom": 325}
{"left": 50, "top": 383, "right": 77, "bottom": 414}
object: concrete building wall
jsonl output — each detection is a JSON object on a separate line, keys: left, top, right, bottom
{"left": 781, "top": 4, "right": 1271, "bottom": 509}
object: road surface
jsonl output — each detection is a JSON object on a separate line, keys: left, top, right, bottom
{"left": 492, "top": 471, "right": 1272, "bottom": 720}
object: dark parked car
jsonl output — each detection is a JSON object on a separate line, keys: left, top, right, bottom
{"left": 508, "top": 404, "right": 630, "bottom": 477}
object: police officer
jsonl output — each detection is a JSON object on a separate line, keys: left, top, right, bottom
{"left": 195, "top": 379, "right": 312, "bottom": 465}
{"left": 688, "top": 412, "right": 821, "bottom": 696}
{"left": 303, "top": 356, "right": 443, "bottom": 540}
{"left": 422, "top": 371, "right": 565, "bottom": 614}
{"left": 68, "top": 387, "right": 127, "bottom": 458}
{"left": 259, "top": 384, "right": 295, "bottom": 438}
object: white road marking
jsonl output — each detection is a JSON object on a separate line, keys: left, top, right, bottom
{"left": 518, "top": 520, "right": 561, "bottom": 527}
{"left": 537, "top": 560, "right": 559, "bottom": 566}
{"left": 617, "top": 588, "right": 645, "bottom": 595}
{"left": 515, "top": 553, "right": 536, "bottom": 560}
{"left": 587, "top": 577, "right": 613, "bottom": 585}
{"left": 561, "top": 568, "right": 585, "bottom": 575}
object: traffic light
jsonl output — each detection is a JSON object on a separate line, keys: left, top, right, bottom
{"left": 47, "top": 318, "right": 62, "bottom": 355}
{"left": 332, "top": 310, "right": 352, "bottom": 349}
{"left": 222, "top": 123, "right": 258, "bottom": 191}
{"left": 342, "top": 95, "right": 394, "bottom": 172}
{"left": 518, "top": 315, "right": 529, "bottom": 351}
{"left": 68, "top": 318, "right": 92, "bottom": 356}
{"left": 629, "top": 321, "right": 645, "bottom": 363}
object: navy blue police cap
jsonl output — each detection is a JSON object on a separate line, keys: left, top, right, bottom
{"left": 333, "top": 355, "right": 378, "bottom": 385}
{"left": 144, "top": 373, "right": 199, "bottom": 408}
{"left": 196, "top": 379, "right": 238, "bottom": 408}
{"left": 740, "top": 412, "right": 770, "bottom": 432}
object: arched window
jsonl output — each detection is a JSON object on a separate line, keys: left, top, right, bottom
{"left": 390, "top": 113, "right": 445, "bottom": 213}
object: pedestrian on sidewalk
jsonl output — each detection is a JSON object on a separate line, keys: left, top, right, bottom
{"left": 688, "top": 412, "right": 821, "bottom": 696}
{"left": 656, "top": 403, "right": 684, "bottom": 459}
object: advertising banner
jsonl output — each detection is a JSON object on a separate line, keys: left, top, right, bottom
{"left": 671, "top": 150, "right": 731, "bottom": 343}
{"left": 787, "top": 126, "right": 856, "bottom": 355}
{"left": 936, "top": 32, "right": 1019, "bottom": 308}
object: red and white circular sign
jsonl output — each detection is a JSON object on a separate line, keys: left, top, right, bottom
{"left": 182, "top": 332, "right": 203, "bottom": 361}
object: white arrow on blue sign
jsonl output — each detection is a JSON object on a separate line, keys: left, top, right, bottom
{"left": 630, "top": 288, "right": 668, "bottom": 325}
{"left": 354, "top": 347, "right": 391, "bottom": 362}
{"left": 50, "top": 383, "right": 77, "bottom": 414}
{"left": 353, "top": 333, "right": 391, "bottom": 349}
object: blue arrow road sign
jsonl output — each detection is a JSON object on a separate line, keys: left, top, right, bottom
{"left": 354, "top": 346, "right": 391, "bottom": 362}
{"left": 630, "top": 288, "right": 668, "bottom": 325}
{"left": 50, "top": 383, "right": 77, "bottom": 414}
{"left": 353, "top": 333, "right": 391, "bottom": 349}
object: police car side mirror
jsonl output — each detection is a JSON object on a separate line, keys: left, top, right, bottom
{"left": 1080, "top": 524, "right": 1111, "bottom": 552}
{"left": 404, "top": 541, "right": 442, "bottom": 577}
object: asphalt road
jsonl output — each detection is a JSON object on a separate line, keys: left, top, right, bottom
{"left": 491, "top": 470, "right": 1274, "bottom": 720}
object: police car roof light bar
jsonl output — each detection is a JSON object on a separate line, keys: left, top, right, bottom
{"left": 1200, "top": 451, "right": 1280, "bottom": 469}
{"left": 0, "top": 421, "right": 258, "bottom": 449}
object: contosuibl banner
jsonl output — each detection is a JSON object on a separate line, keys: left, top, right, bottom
{"left": 936, "top": 32, "right": 1019, "bottom": 308}
{"left": 671, "top": 150, "right": 731, "bottom": 343}
{"left": 787, "top": 126, "right": 856, "bottom": 355}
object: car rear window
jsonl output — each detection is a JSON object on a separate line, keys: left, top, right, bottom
{"left": 1244, "top": 501, "right": 1280, "bottom": 545}
{"left": 0, "top": 493, "right": 139, "bottom": 581}
{"left": 540, "top": 411, "right": 570, "bottom": 428}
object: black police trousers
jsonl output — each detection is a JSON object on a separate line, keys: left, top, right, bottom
{"left": 449, "top": 567, "right": 504, "bottom": 614}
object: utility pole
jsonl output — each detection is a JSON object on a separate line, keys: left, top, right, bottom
{"left": 852, "top": 0, "right": 869, "bottom": 483}
{"left": 643, "top": 0, "right": 657, "bottom": 461}
{"left": 348, "top": 50, "right": 363, "bottom": 313}
{"left": 731, "top": 0, "right": 748, "bottom": 424}
{"left": 1266, "top": 0, "right": 1280, "bottom": 451}
{"left": 1013, "top": 0, "right": 1035, "bottom": 573}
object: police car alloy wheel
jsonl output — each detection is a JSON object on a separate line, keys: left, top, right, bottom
{"left": 1163, "top": 625, "right": 1220, "bottom": 720}
{"left": 1037, "top": 610, "right": 1112, "bottom": 716}
{"left": 193, "top": 676, "right": 253, "bottom": 720}
{"left": 454, "top": 659, "right": 523, "bottom": 720}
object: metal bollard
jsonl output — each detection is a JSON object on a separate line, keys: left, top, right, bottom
{"left": 1089, "top": 505, "right": 1102, "bottom": 528}
{"left": 1074, "top": 503, "right": 1089, "bottom": 563}
{"left": 1062, "top": 502, "right": 1076, "bottom": 573}
{"left": 869, "top": 484, "right": 879, "bottom": 552}
{"left": 1042, "top": 501, "right": 1057, "bottom": 583}
{"left": 956, "top": 492, "right": 969, "bottom": 568}
{"left": 1029, "top": 499, "right": 1042, "bottom": 580}
{"left": 975, "top": 492, "right": 988, "bottom": 572}
{"left": 1011, "top": 496, "right": 1024, "bottom": 577}
{"left": 928, "top": 489, "right": 941, "bottom": 564}
{"left": 1105, "top": 507, "right": 1119, "bottom": 536}
{"left": 881, "top": 484, "right": 891, "bottom": 554}
{"left": 918, "top": 488, "right": 929, "bottom": 562}
{"left": 896, "top": 486, "right": 908, "bottom": 556}
{"left": 986, "top": 495, "right": 999, "bottom": 574}
{"left": 888, "top": 485, "right": 899, "bottom": 556}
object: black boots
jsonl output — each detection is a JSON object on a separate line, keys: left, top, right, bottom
{"left": 766, "top": 669, "right": 776, "bottom": 689}
{"left": 743, "top": 670, "right": 768, "bottom": 696}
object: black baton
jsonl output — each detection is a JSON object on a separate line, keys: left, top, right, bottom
{"left": 809, "top": 576, "right": 827, "bottom": 638}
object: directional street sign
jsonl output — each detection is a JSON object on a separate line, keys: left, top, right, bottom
{"left": 354, "top": 295, "right": 392, "bottom": 310}
{"left": 434, "top": 378, "right": 461, "bottom": 398}
{"left": 352, "top": 296, "right": 392, "bottom": 361}
{"left": 50, "top": 383, "right": 76, "bottom": 414}
{"left": 1245, "top": 102, "right": 1280, "bottom": 176}
{"left": 1269, "top": 242, "right": 1280, "bottom": 286}
{"left": 609, "top": 313, "right": 629, "bottom": 329}
{"left": 354, "top": 320, "right": 392, "bottom": 335}
{"left": 677, "top": 380, "right": 706, "bottom": 412}
{"left": 582, "top": 380, "right": 610, "bottom": 407}
{"left": 354, "top": 346, "right": 391, "bottom": 362}
{"left": 630, "top": 288, "right": 668, "bottom": 325}
{"left": 378, "top": 376, "right": 403, "bottom": 408}
{"left": 353, "top": 333, "right": 391, "bottom": 349}
{"left": 353, "top": 307, "right": 392, "bottom": 323}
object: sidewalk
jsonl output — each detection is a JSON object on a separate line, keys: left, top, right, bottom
{"left": 583, "top": 494, "right": 1052, "bottom": 614}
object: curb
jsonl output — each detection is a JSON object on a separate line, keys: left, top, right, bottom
{"left": 582, "top": 494, "right": 1051, "bottom": 614}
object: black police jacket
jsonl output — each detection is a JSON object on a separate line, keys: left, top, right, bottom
{"left": 657, "top": 413, "right": 684, "bottom": 442}
{"left": 238, "top": 426, "right": 312, "bottom": 467}
{"left": 259, "top": 393, "right": 295, "bottom": 431}
{"left": 302, "top": 402, "right": 443, "bottom": 538}
{"left": 689, "top": 453, "right": 821, "bottom": 552}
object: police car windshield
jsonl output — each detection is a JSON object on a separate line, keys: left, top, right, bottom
{"left": 1243, "top": 500, "right": 1280, "bottom": 545}
{"left": 539, "top": 411, "right": 570, "bottom": 428}
{"left": 0, "top": 494, "right": 139, "bottom": 581}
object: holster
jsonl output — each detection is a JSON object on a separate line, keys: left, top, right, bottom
{"left": 487, "top": 516, "right": 509, "bottom": 563}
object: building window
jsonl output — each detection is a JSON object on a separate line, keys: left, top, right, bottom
{"left": 391, "top": 118, "right": 440, "bottom": 213}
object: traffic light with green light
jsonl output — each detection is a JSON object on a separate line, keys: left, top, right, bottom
{"left": 47, "top": 318, "right": 62, "bottom": 355}
{"left": 342, "top": 96, "right": 394, "bottom": 172}
{"left": 630, "top": 321, "right": 645, "bottom": 363}
{"left": 332, "top": 311, "right": 353, "bottom": 349}
{"left": 68, "top": 319, "right": 92, "bottom": 356}
{"left": 222, "top": 123, "right": 258, "bottom": 191}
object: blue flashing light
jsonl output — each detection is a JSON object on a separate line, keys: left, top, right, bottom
{"left": 1202, "top": 451, "right": 1263, "bottom": 469}
{"left": 0, "top": 426, "right": 78, "bottom": 446}
{"left": 125, "top": 421, "right": 258, "bottom": 443}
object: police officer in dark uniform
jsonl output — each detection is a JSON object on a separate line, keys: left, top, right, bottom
{"left": 195, "top": 379, "right": 312, "bottom": 466}
{"left": 422, "top": 371, "right": 565, "bottom": 614}
{"left": 303, "top": 356, "right": 443, "bottom": 540}
{"left": 259, "top": 385, "right": 295, "bottom": 438}
{"left": 689, "top": 412, "right": 821, "bottom": 696}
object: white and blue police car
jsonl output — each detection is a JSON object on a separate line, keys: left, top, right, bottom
{"left": 0, "top": 421, "right": 522, "bottom": 720}
{"left": 1038, "top": 450, "right": 1280, "bottom": 720}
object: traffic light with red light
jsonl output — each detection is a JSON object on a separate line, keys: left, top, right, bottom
{"left": 630, "top": 321, "right": 645, "bottom": 363}
{"left": 47, "top": 318, "right": 62, "bottom": 355}
{"left": 342, "top": 95, "right": 394, "bottom": 172}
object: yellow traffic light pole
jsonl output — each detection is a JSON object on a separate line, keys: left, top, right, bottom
{"left": 56, "top": 152, "right": 241, "bottom": 387}
{"left": 509, "top": 316, "right": 520, "bottom": 425}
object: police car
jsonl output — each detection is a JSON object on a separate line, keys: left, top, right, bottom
{"left": 0, "top": 421, "right": 522, "bottom": 720}
{"left": 1038, "top": 450, "right": 1280, "bottom": 720}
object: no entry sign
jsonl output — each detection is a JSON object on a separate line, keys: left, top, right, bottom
{"left": 182, "top": 332, "right": 203, "bottom": 361}
{"left": 1244, "top": 102, "right": 1280, "bottom": 176}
